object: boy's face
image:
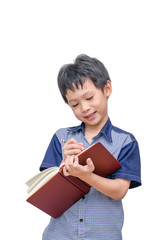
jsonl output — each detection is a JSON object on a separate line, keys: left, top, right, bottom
{"left": 66, "top": 78, "right": 112, "bottom": 131}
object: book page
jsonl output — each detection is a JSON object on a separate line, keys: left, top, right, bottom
{"left": 26, "top": 167, "right": 56, "bottom": 187}
{"left": 26, "top": 167, "right": 59, "bottom": 197}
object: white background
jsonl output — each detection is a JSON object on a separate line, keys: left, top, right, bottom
{"left": 0, "top": 0, "right": 159, "bottom": 239}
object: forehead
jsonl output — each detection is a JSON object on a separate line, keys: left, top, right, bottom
{"left": 66, "top": 79, "right": 97, "bottom": 102}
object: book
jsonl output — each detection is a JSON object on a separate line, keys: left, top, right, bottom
{"left": 26, "top": 142, "right": 121, "bottom": 218}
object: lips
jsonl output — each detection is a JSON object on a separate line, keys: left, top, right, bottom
{"left": 85, "top": 111, "right": 96, "bottom": 120}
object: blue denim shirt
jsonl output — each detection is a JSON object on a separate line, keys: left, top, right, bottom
{"left": 40, "top": 118, "right": 141, "bottom": 240}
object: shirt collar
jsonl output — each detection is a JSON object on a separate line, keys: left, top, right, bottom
{"left": 100, "top": 117, "right": 112, "bottom": 142}
{"left": 67, "top": 117, "right": 112, "bottom": 143}
{"left": 67, "top": 122, "right": 85, "bottom": 134}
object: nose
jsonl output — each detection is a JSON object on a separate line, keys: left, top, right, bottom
{"left": 81, "top": 101, "right": 90, "bottom": 113}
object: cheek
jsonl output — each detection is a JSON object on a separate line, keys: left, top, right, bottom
{"left": 95, "top": 99, "right": 107, "bottom": 111}
{"left": 94, "top": 98, "right": 103, "bottom": 107}
{"left": 71, "top": 108, "right": 81, "bottom": 118}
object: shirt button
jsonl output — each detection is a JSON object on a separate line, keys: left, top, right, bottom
{"left": 79, "top": 219, "right": 83, "bottom": 222}
{"left": 82, "top": 196, "right": 85, "bottom": 199}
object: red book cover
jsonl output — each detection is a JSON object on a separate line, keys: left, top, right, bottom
{"left": 26, "top": 142, "right": 121, "bottom": 218}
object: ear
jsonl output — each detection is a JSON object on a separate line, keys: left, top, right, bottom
{"left": 104, "top": 80, "right": 112, "bottom": 98}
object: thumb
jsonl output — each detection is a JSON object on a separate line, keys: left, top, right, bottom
{"left": 86, "top": 158, "right": 95, "bottom": 171}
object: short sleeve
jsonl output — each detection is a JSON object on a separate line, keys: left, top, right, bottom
{"left": 39, "top": 133, "right": 62, "bottom": 171}
{"left": 111, "top": 140, "right": 141, "bottom": 189}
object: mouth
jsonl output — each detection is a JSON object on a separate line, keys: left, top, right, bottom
{"left": 85, "top": 111, "right": 96, "bottom": 120}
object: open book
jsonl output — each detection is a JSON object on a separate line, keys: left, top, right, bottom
{"left": 26, "top": 142, "right": 121, "bottom": 218}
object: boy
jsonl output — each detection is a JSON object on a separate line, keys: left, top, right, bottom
{"left": 40, "top": 54, "right": 141, "bottom": 240}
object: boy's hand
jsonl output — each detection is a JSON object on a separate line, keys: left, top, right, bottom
{"left": 63, "top": 155, "right": 95, "bottom": 178}
{"left": 62, "top": 138, "right": 84, "bottom": 161}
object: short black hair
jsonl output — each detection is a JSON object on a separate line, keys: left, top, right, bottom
{"left": 57, "top": 54, "right": 111, "bottom": 103}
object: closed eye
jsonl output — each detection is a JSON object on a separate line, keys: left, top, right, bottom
{"left": 72, "top": 103, "right": 79, "bottom": 108}
{"left": 87, "top": 96, "right": 94, "bottom": 100}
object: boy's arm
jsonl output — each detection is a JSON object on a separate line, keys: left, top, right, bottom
{"left": 63, "top": 156, "right": 130, "bottom": 201}
{"left": 81, "top": 172, "right": 130, "bottom": 201}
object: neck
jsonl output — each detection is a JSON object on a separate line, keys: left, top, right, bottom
{"left": 84, "top": 115, "right": 108, "bottom": 143}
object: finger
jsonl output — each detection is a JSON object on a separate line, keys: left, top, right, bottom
{"left": 64, "top": 148, "right": 84, "bottom": 156}
{"left": 64, "top": 160, "right": 72, "bottom": 172}
{"left": 74, "top": 156, "right": 79, "bottom": 165}
{"left": 63, "top": 143, "right": 84, "bottom": 156}
{"left": 64, "top": 142, "right": 84, "bottom": 150}
{"left": 63, "top": 138, "right": 84, "bottom": 149}
{"left": 66, "top": 138, "right": 78, "bottom": 144}
{"left": 86, "top": 158, "right": 95, "bottom": 171}
{"left": 62, "top": 166, "right": 70, "bottom": 176}
{"left": 65, "top": 154, "right": 76, "bottom": 169}
{"left": 79, "top": 142, "right": 84, "bottom": 146}
{"left": 63, "top": 143, "right": 84, "bottom": 154}
{"left": 86, "top": 158, "right": 94, "bottom": 166}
